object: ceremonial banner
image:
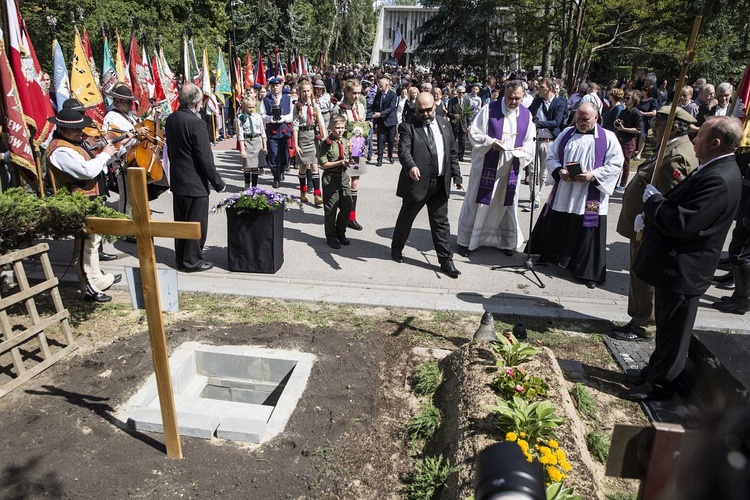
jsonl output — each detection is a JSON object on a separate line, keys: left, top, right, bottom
{"left": 0, "top": 27, "right": 36, "bottom": 177}
{"left": 115, "top": 31, "right": 131, "bottom": 88}
{"left": 81, "top": 26, "right": 107, "bottom": 124}
{"left": 392, "top": 28, "right": 407, "bottom": 60}
{"left": 129, "top": 35, "right": 151, "bottom": 115}
{"left": 5, "top": 0, "right": 54, "bottom": 145}
{"left": 188, "top": 37, "right": 201, "bottom": 85}
{"left": 51, "top": 38, "right": 70, "bottom": 111}
{"left": 255, "top": 52, "right": 266, "bottom": 86}
{"left": 201, "top": 48, "right": 211, "bottom": 96}
{"left": 151, "top": 53, "right": 167, "bottom": 102}
{"left": 244, "top": 50, "right": 254, "bottom": 88}
{"left": 101, "top": 35, "right": 115, "bottom": 105}
{"left": 142, "top": 45, "right": 155, "bottom": 99}
{"left": 216, "top": 50, "right": 231, "bottom": 97}
{"left": 159, "top": 47, "right": 179, "bottom": 112}
{"left": 234, "top": 55, "right": 242, "bottom": 99}
{"left": 70, "top": 28, "right": 105, "bottom": 125}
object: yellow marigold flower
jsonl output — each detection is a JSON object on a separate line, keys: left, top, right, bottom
{"left": 556, "top": 449, "right": 566, "bottom": 461}
{"left": 560, "top": 460, "right": 572, "bottom": 472}
{"left": 506, "top": 432, "right": 518, "bottom": 442}
{"left": 539, "top": 455, "right": 552, "bottom": 465}
{"left": 539, "top": 446, "right": 552, "bottom": 456}
{"left": 548, "top": 439, "right": 559, "bottom": 448}
{"left": 518, "top": 439, "right": 530, "bottom": 452}
{"left": 547, "top": 467, "right": 564, "bottom": 482}
{"left": 520, "top": 432, "right": 527, "bottom": 438}
{"left": 524, "top": 452, "right": 533, "bottom": 462}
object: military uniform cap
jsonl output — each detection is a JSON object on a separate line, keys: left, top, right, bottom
{"left": 656, "top": 105, "right": 697, "bottom": 124}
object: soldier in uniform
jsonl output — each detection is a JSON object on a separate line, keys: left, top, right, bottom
{"left": 261, "top": 77, "right": 294, "bottom": 188}
{"left": 46, "top": 109, "right": 121, "bottom": 303}
{"left": 612, "top": 106, "right": 699, "bottom": 341}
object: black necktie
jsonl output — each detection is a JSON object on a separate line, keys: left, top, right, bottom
{"left": 425, "top": 124, "right": 436, "bottom": 152}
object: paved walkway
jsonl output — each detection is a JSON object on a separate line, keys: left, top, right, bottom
{"left": 33, "top": 138, "right": 750, "bottom": 333}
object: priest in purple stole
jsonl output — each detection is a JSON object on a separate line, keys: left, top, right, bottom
{"left": 456, "top": 81, "right": 536, "bottom": 257}
{"left": 527, "top": 103, "right": 624, "bottom": 288}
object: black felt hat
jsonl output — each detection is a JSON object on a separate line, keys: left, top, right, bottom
{"left": 107, "top": 84, "right": 137, "bottom": 101}
{"left": 48, "top": 108, "right": 93, "bottom": 129}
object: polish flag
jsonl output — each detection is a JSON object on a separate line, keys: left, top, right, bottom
{"left": 391, "top": 28, "right": 407, "bottom": 60}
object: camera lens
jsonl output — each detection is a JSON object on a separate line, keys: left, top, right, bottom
{"left": 475, "top": 442, "right": 546, "bottom": 500}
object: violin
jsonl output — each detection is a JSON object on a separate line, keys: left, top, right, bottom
{"left": 82, "top": 125, "right": 131, "bottom": 156}
{"left": 125, "top": 107, "right": 164, "bottom": 182}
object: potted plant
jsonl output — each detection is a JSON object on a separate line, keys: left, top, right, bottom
{"left": 213, "top": 187, "right": 301, "bottom": 273}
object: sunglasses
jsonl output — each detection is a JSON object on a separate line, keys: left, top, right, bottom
{"left": 417, "top": 107, "right": 433, "bottom": 113}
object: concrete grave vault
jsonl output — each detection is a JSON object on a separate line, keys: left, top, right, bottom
{"left": 117, "top": 342, "right": 316, "bottom": 444}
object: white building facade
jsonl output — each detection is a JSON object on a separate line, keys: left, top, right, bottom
{"left": 370, "top": 5, "right": 439, "bottom": 66}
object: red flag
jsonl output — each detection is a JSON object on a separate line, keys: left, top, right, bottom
{"left": 0, "top": 28, "right": 36, "bottom": 178}
{"left": 158, "top": 47, "right": 179, "bottom": 112}
{"left": 128, "top": 35, "right": 151, "bottom": 115}
{"left": 5, "top": 0, "right": 54, "bottom": 146}
{"left": 151, "top": 54, "right": 167, "bottom": 102}
{"left": 737, "top": 61, "right": 750, "bottom": 119}
{"left": 80, "top": 27, "right": 107, "bottom": 125}
{"left": 244, "top": 50, "right": 254, "bottom": 88}
{"left": 256, "top": 52, "right": 267, "bottom": 86}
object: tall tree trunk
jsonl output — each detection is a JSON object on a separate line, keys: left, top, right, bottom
{"left": 541, "top": 0, "right": 553, "bottom": 77}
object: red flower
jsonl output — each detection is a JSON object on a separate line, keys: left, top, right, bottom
{"left": 673, "top": 170, "right": 681, "bottom": 180}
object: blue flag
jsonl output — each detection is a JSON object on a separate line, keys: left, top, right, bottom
{"left": 51, "top": 38, "right": 69, "bottom": 111}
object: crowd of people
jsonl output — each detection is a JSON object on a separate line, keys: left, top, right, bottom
{"left": 38, "top": 59, "right": 750, "bottom": 403}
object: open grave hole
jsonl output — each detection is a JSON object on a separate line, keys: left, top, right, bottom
{"left": 117, "top": 342, "right": 316, "bottom": 443}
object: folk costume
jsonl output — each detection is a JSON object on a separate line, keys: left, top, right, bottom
{"left": 236, "top": 108, "right": 267, "bottom": 188}
{"left": 528, "top": 124, "right": 624, "bottom": 285}
{"left": 457, "top": 99, "right": 536, "bottom": 253}
{"left": 103, "top": 85, "right": 139, "bottom": 216}
{"left": 46, "top": 110, "right": 119, "bottom": 302}
{"left": 292, "top": 98, "right": 325, "bottom": 205}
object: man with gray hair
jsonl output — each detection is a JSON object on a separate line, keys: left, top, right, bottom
{"left": 165, "top": 82, "right": 226, "bottom": 273}
{"left": 626, "top": 116, "right": 742, "bottom": 400}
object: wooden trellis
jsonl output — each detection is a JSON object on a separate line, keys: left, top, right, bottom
{"left": 0, "top": 243, "right": 77, "bottom": 398}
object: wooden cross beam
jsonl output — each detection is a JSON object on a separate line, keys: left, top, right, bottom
{"left": 87, "top": 168, "right": 201, "bottom": 460}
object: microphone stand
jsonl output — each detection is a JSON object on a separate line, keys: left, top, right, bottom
{"left": 491, "top": 130, "right": 547, "bottom": 288}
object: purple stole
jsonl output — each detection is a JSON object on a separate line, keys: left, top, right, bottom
{"left": 542, "top": 125, "right": 608, "bottom": 227}
{"left": 475, "top": 100, "right": 531, "bottom": 206}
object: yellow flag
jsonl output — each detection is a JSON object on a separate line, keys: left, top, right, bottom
{"left": 70, "top": 28, "right": 103, "bottom": 108}
{"left": 115, "top": 30, "right": 130, "bottom": 86}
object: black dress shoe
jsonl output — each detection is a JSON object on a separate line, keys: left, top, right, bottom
{"left": 338, "top": 235, "right": 350, "bottom": 246}
{"left": 457, "top": 245, "right": 470, "bottom": 257}
{"left": 585, "top": 281, "right": 597, "bottom": 289}
{"left": 348, "top": 220, "right": 363, "bottom": 231}
{"left": 717, "top": 280, "right": 736, "bottom": 290}
{"left": 391, "top": 251, "right": 404, "bottom": 263}
{"left": 84, "top": 292, "right": 112, "bottom": 303}
{"left": 98, "top": 251, "right": 117, "bottom": 261}
{"left": 712, "top": 296, "right": 750, "bottom": 314}
{"left": 376, "top": 161, "right": 383, "bottom": 167}
{"left": 502, "top": 248, "right": 515, "bottom": 256}
{"left": 610, "top": 328, "right": 650, "bottom": 342}
{"left": 121, "top": 236, "right": 137, "bottom": 244}
{"left": 389, "top": 157, "right": 394, "bottom": 164}
{"left": 327, "top": 238, "right": 341, "bottom": 249}
{"left": 182, "top": 262, "right": 214, "bottom": 272}
{"left": 624, "top": 369, "right": 648, "bottom": 386}
{"left": 622, "top": 381, "right": 674, "bottom": 402}
{"left": 440, "top": 261, "right": 461, "bottom": 278}
{"left": 272, "top": 180, "right": 280, "bottom": 189}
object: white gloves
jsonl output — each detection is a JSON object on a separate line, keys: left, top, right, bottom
{"left": 643, "top": 184, "right": 660, "bottom": 203}
{"left": 634, "top": 214, "right": 645, "bottom": 233}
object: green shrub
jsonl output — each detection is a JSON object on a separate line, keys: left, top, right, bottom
{"left": 585, "top": 430, "right": 610, "bottom": 464}
{"left": 412, "top": 360, "right": 442, "bottom": 396}
{"left": 491, "top": 366, "right": 549, "bottom": 401}
{"left": 491, "top": 333, "right": 539, "bottom": 367}
{"left": 403, "top": 454, "right": 459, "bottom": 500}
{"left": 402, "top": 401, "right": 442, "bottom": 447}
{"left": 486, "top": 396, "right": 565, "bottom": 444}
{"left": 569, "top": 383, "right": 599, "bottom": 423}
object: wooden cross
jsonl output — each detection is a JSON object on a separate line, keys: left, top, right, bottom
{"left": 87, "top": 168, "right": 201, "bottom": 460}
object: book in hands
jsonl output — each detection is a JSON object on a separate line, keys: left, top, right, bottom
{"left": 566, "top": 162, "right": 583, "bottom": 177}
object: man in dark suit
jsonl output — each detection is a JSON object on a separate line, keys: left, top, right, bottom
{"left": 372, "top": 76, "right": 398, "bottom": 166}
{"left": 392, "top": 92, "right": 464, "bottom": 278}
{"left": 165, "top": 83, "right": 227, "bottom": 272}
{"left": 447, "top": 86, "right": 468, "bottom": 161}
{"left": 626, "top": 116, "right": 743, "bottom": 400}
{"left": 526, "top": 78, "right": 566, "bottom": 203}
